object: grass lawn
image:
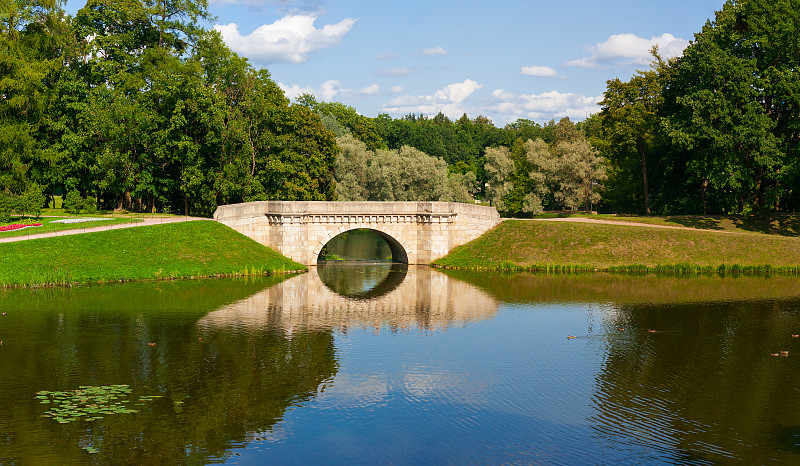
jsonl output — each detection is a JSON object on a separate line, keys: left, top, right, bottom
{"left": 0, "top": 215, "right": 145, "bottom": 238}
{"left": 433, "top": 220, "right": 800, "bottom": 273}
{"left": 0, "top": 221, "right": 305, "bottom": 286}
{"left": 552, "top": 212, "right": 800, "bottom": 236}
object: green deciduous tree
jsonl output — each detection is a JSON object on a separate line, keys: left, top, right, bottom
{"left": 662, "top": 0, "right": 800, "bottom": 214}
{"left": 599, "top": 51, "right": 667, "bottom": 215}
{"left": 551, "top": 138, "right": 607, "bottom": 211}
{"left": 484, "top": 146, "right": 514, "bottom": 211}
{"left": 333, "top": 135, "right": 471, "bottom": 202}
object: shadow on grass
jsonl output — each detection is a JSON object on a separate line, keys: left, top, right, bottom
{"left": 663, "top": 214, "right": 800, "bottom": 236}
{"left": 732, "top": 214, "right": 800, "bottom": 236}
{"left": 664, "top": 216, "right": 726, "bottom": 230}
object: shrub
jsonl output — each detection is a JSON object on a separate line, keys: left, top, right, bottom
{"left": 63, "top": 191, "right": 96, "bottom": 214}
{"left": 19, "top": 185, "right": 45, "bottom": 219}
{"left": 0, "top": 191, "right": 20, "bottom": 223}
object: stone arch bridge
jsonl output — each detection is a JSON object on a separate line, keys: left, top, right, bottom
{"left": 213, "top": 201, "right": 500, "bottom": 265}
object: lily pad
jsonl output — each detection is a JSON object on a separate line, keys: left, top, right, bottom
{"left": 36, "top": 384, "right": 161, "bottom": 425}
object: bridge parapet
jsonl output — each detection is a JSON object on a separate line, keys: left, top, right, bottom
{"left": 213, "top": 201, "right": 500, "bottom": 265}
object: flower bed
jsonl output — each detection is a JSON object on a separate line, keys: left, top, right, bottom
{"left": 0, "top": 223, "right": 43, "bottom": 232}
{"left": 50, "top": 218, "right": 111, "bottom": 224}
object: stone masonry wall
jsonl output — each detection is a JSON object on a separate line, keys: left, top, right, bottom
{"left": 213, "top": 201, "right": 500, "bottom": 265}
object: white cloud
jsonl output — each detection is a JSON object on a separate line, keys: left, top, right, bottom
{"left": 488, "top": 88, "right": 602, "bottom": 123}
{"left": 278, "top": 82, "right": 315, "bottom": 100}
{"left": 278, "top": 79, "right": 348, "bottom": 101}
{"left": 360, "top": 84, "right": 380, "bottom": 95}
{"left": 389, "top": 85, "right": 405, "bottom": 94}
{"left": 319, "top": 80, "right": 347, "bottom": 101}
{"left": 520, "top": 65, "right": 558, "bottom": 77}
{"left": 378, "top": 67, "right": 414, "bottom": 76}
{"left": 435, "top": 79, "right": 482, "bottom": 103}
{"left": 420, "top": 46, "right": 448, "bottom": 57}
{"left": 382, "top": 79, "right": 482, "bottom": 118}
{"left": 214, "top": 14, "right": 357, "bottom": 65}
{"left": 566, "top": 32, "right": 689, "bottom": 69}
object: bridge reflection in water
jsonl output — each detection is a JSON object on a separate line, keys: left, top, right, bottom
{"left": 197, "top": 265, "right": 499, "bottom": 333}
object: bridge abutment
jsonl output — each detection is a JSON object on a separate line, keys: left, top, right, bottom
{"left": 213, "top": 201, "right": 500, "bottom": 265}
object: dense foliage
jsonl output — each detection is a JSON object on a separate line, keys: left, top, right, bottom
{"left": 3, "top": 0, "right": 796, "bottom": 217}
{"left": 1, "top": 0, "right": 337, "bottom": 216}
{"left": 601, "top": 0, "right": 800, "bottom": 215}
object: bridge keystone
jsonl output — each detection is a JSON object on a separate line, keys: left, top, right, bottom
{"left": 213, "top": 201, "right": 500, "bottom": 265}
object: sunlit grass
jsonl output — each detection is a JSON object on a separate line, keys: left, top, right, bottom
{"left": 0, "top": 221, "right": 305, "bottom": 286}
{"left": 560, "top": 212, "right": 800, "bottom": 236}
{"left": 433, "top": 220, "right": 800, "bottom": 273}
{"left": 0, "top": 216, "right": 144, "bottom": 238}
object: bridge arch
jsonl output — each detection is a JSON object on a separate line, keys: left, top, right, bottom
{"left": 213, "top": 201, "right": 500, "bottom": 265}
{"left": 312, "top": 227, "right": 410, "bottom": 264}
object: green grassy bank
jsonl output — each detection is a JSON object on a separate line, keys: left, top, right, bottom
{"left": 0, "top": 215, "right": 145, "bottom": 238}
{"left": 433, "top": 220, "right": 800, "bottom": 274}
{"left": 0, "top": 221, "right": 305, "bottom": 286}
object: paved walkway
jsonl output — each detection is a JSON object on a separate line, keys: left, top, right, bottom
{"left": 0, "top": 216, "right": 208, "bottom": 243}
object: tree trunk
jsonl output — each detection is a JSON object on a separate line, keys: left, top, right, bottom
{"left": 184, "top": 194, "right": 189, "bottom": 216}
{"left": 640, "top": 147, "right": 650, "bottom": 216}
{"left": 701, "top": 178, "right": 708, "bottom": 215}
{"left": 753, "top": 168, "right": 764, "bottom": 214}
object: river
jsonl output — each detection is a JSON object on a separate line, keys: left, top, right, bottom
{"left": 2, "top": 259, "right": 800, "bottom": 463}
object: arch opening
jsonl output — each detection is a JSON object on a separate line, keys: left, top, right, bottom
{"left": 317, "top": 229, "right": 408, "bottom": 264}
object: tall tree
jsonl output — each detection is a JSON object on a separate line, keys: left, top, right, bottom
{"left": 599, "top": 51, "right": 668, "bottom": 215}
{"left": 662, "top": 0, "right": 800, "bottom": 214}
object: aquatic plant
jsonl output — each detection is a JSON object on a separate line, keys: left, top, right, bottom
{"left": 35, "top": 384, "right": 161, "bottom": 424}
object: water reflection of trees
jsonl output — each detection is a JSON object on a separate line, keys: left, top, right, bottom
{"left": 440, "top": 270, "right": 800, "bottom": 304}
{"left": 591, "top": 298, "right": 800, "bottom": 463}
{"left": 317, "top": 262, "right": 408, "bottom": 299}
{"left": 0, "top": 278, "right": 337, "bottom": 464}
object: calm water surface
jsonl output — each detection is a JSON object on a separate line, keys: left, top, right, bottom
{"left": 2, "top": 267, "right": 800, "bottom": 464}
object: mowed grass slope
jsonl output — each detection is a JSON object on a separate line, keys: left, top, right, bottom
{"left": 0, "top": 221, "right": 305, "bottom": 286}
{"left": 434, "top": 220, "right": 800, "bottom": 272}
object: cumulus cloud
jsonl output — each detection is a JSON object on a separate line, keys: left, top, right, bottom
{"left": 566, "top": 32, "right": 689, "bottom": 69}
{"left": 214, "top": 14, "right": 357, "bottom": 65}
{"left": 278, "top": 79, "right": 349, "bottom": 101}
{"left": 488, "top": 88, "right": 602, "bottom": 123}
{"left": 382, "top": 79, "right": 483, "bottom": 118}
{"left": 419, "top": 46, "right": 448, "bottom": 57}
{"left": 360, "top": 84, "right": 380, "bottom": 95}
{"left": 389, "top": 85, "right": 405, "bottom": 94}
{"left": 520, "top": 65, "right": 558, "bottom": 77}
{"left": 378, "top": 67, "right": 414, "bottom": 76}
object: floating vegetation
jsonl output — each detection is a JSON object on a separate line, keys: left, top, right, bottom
{"left": 35, "top": 385, "right": 161, "bottom": 424}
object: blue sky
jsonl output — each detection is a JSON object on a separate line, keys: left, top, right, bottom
{"left": 66, "top": 0, "right": 726, "bottom": 125}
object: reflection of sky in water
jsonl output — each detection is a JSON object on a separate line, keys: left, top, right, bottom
{"left": 226, "top": 302, "right": 611, "bottom": 465}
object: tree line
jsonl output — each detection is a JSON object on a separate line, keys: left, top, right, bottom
{"left": 2, "top": 0, "right": 797, "bottom": 217}
{"left": 2, "top": 0, "right": 337, "bottom": 217}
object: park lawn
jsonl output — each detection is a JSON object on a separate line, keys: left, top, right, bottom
{"left": 0, "top": 221, "right": 305, "bottom": 286}
{"left": 0, "top": 216, "right": 145, "bottom": 238}
{"left": 565, "top": 213, "right": 800, "bottom": 236}
{"left": 433, "top": 220, "right": 800, "bottom": 273}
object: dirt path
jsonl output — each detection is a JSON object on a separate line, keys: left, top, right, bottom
{"left": 0, "top": 216, "right": 208, "bottom": 243}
